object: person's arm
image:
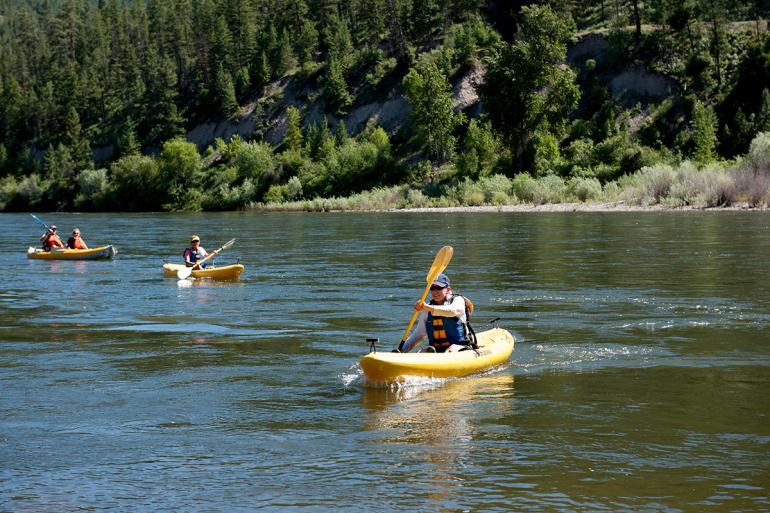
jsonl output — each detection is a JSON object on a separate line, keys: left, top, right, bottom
{"left": 426, "top": 295, "right": 465, "bottom": 319}
{"left": 399, "top": 311, "right": 428, "bottom": 352}
{"left": 80, "top": 238, "right": 88, "bottom": 249}
{"left": 183, "top": 248, "right": 194, "bottom": 266}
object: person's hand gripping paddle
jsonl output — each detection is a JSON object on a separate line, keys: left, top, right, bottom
{"left": 395, "top": 245, "right": 454, "bottom": 352}
{"left": 176, "top": 238, "right": 236, "bottom": 280}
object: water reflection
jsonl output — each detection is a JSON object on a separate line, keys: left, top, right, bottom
{"left": 361, "top": 373, "right": 515, "bottom": 508}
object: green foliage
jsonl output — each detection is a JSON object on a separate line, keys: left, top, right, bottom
{"left": 226, "top": 140, "right": 276, "bottom": 184}
{"left": 215, "top": 66, "right": 239, "bottom": 117}
{"left": 692, "top": 101, "right": 717, "bottom": 163}
{"left": 456, "top": 120, "right": 501, "bottom": 178}
{"left": 157, "top": 138, "right": 203, "bottom": 209}
{"left": 74, "top": 168, "right": 109, "bottom": 210}
{"left": 477, "top": 5, "right": 579, "bottom": 171}
{"left": 324, "top": 58, "right": 354, "bottom": 115}
{"left": 108, "top": 154, "right": 161, "bottom": 211}
{"left": 403, "top": 62, "right": 460, "bottom": 162}
{"left": 284, "top": 107, "right": 304, "bottom": 152}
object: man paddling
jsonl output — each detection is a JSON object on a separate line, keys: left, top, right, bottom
{"left": 395, "top": 273, "right": 475, "bottom": 353}
{"left": 40, "top": 225, "right": 64, "bottom": 251}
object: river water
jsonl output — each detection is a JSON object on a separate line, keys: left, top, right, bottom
{"left": 1, "top": 211, "right": 768, "bottom": 512}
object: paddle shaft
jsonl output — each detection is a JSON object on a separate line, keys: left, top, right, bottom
{"left": 400, "top": 282, "right": 433, "bottom": 343}
{"left": 191, "top": 242, "right": 230, "bottom": 270}
{"left": 30, "top": 214, "right": 50, "bottom": 230}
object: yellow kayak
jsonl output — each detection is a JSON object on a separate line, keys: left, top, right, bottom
{"left": 162, "top": 263, "right": 244, "bottom": 280}
{"left": 27, "top": 245, "right": 117, "bottom": 260}
{"left": 359, "top": 327, "right": 515, "bottom": 383}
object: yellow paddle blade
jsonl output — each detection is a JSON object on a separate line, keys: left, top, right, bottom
{"left": 425, "top": 245, "right": 453, "bottom": 284}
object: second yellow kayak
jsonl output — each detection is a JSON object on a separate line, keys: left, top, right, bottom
{"left": 27, "top": 245, "right": 117, "bottom": 260}
{"left": 359, "top": 327, "right": 515, "bottom": 383}
{"left": 162, "top": 263, "right": 244, "bottom": 280}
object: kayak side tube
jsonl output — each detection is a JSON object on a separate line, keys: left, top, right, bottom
{"left": 359, "top": 327, "right": 515, "bottom": 383}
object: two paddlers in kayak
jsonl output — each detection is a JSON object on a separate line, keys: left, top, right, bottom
{"left": 40, "top": 225, "right": 89, "bottom": 251}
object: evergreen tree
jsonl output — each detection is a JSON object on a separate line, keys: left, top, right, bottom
{"left": 64, "top": 107, "right": 92, "bottom": 170}
{"left": 274, "top": 28, "right": 297, "bottom": 76}
{"left": 693, "top": 100, "right": 717, "bottom": 163}
{"left": 284, "top": 106, "right": 303, "bottom": 152}
{"left": 324, "top": 57, "right": 354, "bottom": 115}
{"left": 296, "top": 18, "right": 320, "bottom": 65}
{"left": 255, "top": 50, "right": 271, "bottom": 87}
{"left": 215, "top": 65, "right": 239, "bottom": 117}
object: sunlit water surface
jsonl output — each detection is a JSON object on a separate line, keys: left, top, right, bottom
{"left": 1, "top": 211, "right": 768, "bottom": 512}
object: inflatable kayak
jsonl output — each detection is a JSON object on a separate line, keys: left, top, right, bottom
{"left": 360, "top": 327, "right": 515, "bottom": 383}
{"left": 27, "top": 245, "right": 117, "bottom": 260}
{"left": 163, "top": 263, "right": 244, "bottom": 280}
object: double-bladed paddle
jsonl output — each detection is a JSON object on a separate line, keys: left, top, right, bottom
{"left": 176, "top": 238, "right": 236, "bottom": 280}
{"left": 30, "top": 213, "right": 50, "bottom": 230}
{"left": 396, "top": 245, "right": 454, "bottom": 352}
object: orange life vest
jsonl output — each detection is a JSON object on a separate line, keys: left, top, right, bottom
{"left": 43, "top": 234, "right": 64, "bottom": 251}
{"left": 68, "top": 236, "right": 88, "bottom": 249}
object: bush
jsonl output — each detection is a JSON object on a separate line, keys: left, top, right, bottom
{"left": 639, "top": 164, "right": 677, "bottom": 203}
{"left": 511, "top": 173, "right": 538, "bottom": 202}
{"left": 74, "top": 168, "right": 109, "bottom": 210}
{"left": 478, "top": 174, "right": 513, "bottom": 202}
{"left": 743, "top": 132, "right": 770, "bottom": 175}
{"left": 565, "top": 176, "right": 602, "bottom": 202}
{"left": 228, "top": 141, "right": 276, "bottom": 183}
{"left": 109, "top": 155, "right": 161, "bottom": 210}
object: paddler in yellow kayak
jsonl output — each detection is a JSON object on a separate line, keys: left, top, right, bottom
{"left": 394, "top": 273, "right": 476, "bottom": 353}
{"left": 183, "top": 235, "right": 210, "bottom": 269}
{"left": 40, "top": 225, "right": 64, "bottom": 251}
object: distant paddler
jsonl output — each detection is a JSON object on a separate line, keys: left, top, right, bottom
{"left": 66, "top": 228, "right": 88, "bottom": 250}
{"left": 183, "top": 235, "right": 209, "bottom": 269}
{"left": 40, "top": 225, "right": 64, "bottom": 251}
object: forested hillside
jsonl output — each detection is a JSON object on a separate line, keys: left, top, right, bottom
{"left": 1, "top": 0, "right": 769, "bottom": 211}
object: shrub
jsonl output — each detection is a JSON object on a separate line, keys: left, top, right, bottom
{"left": 74, "top": 168, "right": 109, "bottom": 210}
{"left": 639, "top": 164, "right": 676, "bottom": 203}
{"left": 264, "top": 184, "right": 288, "bottom": 203}
{"left": 229, "top": 141, "right": 276, "bottom": 183}
{"left": 511, "top": 173, "right": 538, "bottom": 202}
{"left": 109, "top": 154, "right": 161, "bottom": 210}
{"left": 286, "top": 176, "right": 303, "bottom": 201}
{"left": 743, "top": 132, "right": 770, "bottom": 175}
{"left": 534, "top": 174, "right": 566, "bottom": 204}
{"left": 565, "top": 176, "right": 602, "bottom": 202}
{"left": 478, "top": 174, "right": 513, "bottom": 202}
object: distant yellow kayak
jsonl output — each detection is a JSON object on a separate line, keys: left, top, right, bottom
{"left": 27, "top": 245, "right": 117, "bottom": 260}
{"left": 162, "top": 263, "right": 244, "bottom": 280}
{"left": 360, "top": 327, "right": 515, "bottom": 383}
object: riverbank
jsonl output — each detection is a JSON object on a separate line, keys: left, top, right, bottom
{"left": 390, "top": 201, "right": 769, "bottom": 213}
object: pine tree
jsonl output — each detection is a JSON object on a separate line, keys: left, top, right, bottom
{"left": 693, "top": 100, "right": 717, "bottom": 163}
{"left": 324, "top": 57, "right": 354, "bottom": 115}
{"left": 64, "top": 107, "right": 93, "bottom": 170}
{"left": 215, "top": 65, "right": 238, "bottom": 117}
{"left": 284, "top": 106, "right": 303, "bottom": 152}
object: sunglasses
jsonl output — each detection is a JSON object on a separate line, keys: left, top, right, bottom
{"left": 430, "top": 285, "right": 446, "bottom": 291}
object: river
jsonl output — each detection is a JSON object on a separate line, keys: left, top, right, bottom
{"left": 1, "top": 211, "right": 768, "bottom": 512}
